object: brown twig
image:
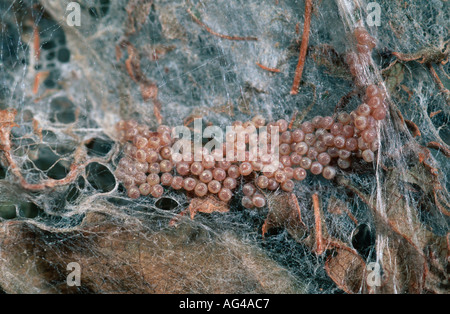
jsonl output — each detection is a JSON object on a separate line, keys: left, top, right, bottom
{"left": 152, "top": 98, "right": 163, "bottom": 125}
{"left": 433, "top": 190, "right": 450, "bottom": 216}
{"left": 33, "top": 25, "right": 40, "bottom": 61}
{"left": 288, "top": 111, "right": 298, "bottom": 130}
{"left": 427, "top": 141, "right": 450, "bottom": 158}
{"left": 290, "top": 0, "right": 313, "bottom": 95}
{"left": 187, "top": 8, "right": 258, "bottom": 41}
{"left": 427, "top": 63, "right": 450, "bottom": 106}
{"left": 421, "top": 149, "right": 440, "bottom": 177}
{"left": 31, "top": 23, "right": 45, "bottom": 95}
{"left": 392, "top": 51, "right": 422, "bottom": 63}
{"left": 4, "top": 149, "right": 87, "bottom": 190}
{"left": 429, "top": 110, "right": 441, "bottom": 118}
{"left": 393, "top": 41, "right": 449, "bottom": 65}
{"left": 32, "top": 71, "right": 49, "bottom": 95}
{"left": 125, "top": 43, "right": 138, "bottom": 82}
{"left": 290, "top": 193, "right": 306, "bottom": 228}
{"left": 404, "top": 119, "right": 421, "bottom": 138}
{"left": 256, "top": 62, "right": 281, "bottom": 73}
{"left": 0, "top": 109, "right": 88, "bottom": 190}
{"left": 312, "top": 193, "right": 324, "bottom": 255}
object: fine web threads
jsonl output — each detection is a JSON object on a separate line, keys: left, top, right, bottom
{"left": 115, "top": 25, "right": 385, "bottom": 210}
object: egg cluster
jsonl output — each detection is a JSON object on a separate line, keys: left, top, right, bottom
{"left": 114, "top": 83, "right": 386, "bottom": 209}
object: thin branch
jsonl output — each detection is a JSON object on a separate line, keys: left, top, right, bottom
{"left": 0, "top": 109, "right": 94, "bottom": 191}
{"left": 404, "top": 119, "right": 421, "bottom": 138}
{"left": 427, "top": 63, "right": 450, "bottom": 106}
{"left": 32, "top": 71, "right": 49, "bottom": 94}
{"left": 4, "top": 149, "right": 87, "bottom": 190}
{"left": 427, "top": 141, "right": 450, "bottom": 158}
{"left": 312, "top": 193, "right": 324, "bottom": 255}
{"left": 290, "top": 193, "right": 306, "bottom": 228}
{"left": 290, "top": 0, "right": 313, "bottom": 95}
{"left": 429, "top": 110, "right": 441, "bottom": 118}
{"left": 187, "top": 8, "right": 258, "bottom": 41}
{"left": 256, "top": 62, "right": 281, "bottom": 73}
{"left": 33, "top": 25, "right": 40, "bottom": 61}
{"left": 392, "top": 51, "right": 422, "bottom": 62}
{"left": 288, "top": 110, "right": 298, "bottom": 130}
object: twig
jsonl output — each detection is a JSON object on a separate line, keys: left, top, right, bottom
{"left": 427, "top": 63, "right": 450, "bottom": 106}
{"left": 381, "top": 58, "right": 398, "bottom": 75}
{"left": 4, "top": 149, "right": 87, "bottom": 190}
{"left": 187, "top": 8, "right": 258, "bottom": 41}
{"left": 288, "top": 111, "right": 298, "bottom": 130}
{"left": 0, "top": 109, "right": 91, "bottom": 191}
{"left": 31, "top": 23, "right": 45, "bottom": 95}
{"left": 429, "top": 110, "right": 441, "bottom": 118}
{"left": 33, "top": 25, "right": 40, "bottom": 61}
{"left": 256, "top": 62, "right": 281, "bottom": 73}
{"left": 125, "top": 43, "right": 138, "bottom": 82}
{"left": 433, "top": 190, "right": 450, "bottom": 216}
{"left": 421, "top": 148, "right": 439, "bottom": 177}
{"left": 289, "top": 193, "right": 306, "bottom": 228}
{"left": 312, "top": 193, "right": 324, "bottom": 255}
{"left": 427, "top": 141, "right": 450, "bottom": 158}
{"left": 404, "top": 119, "right": 421, "bottom": 138}
{"left": 392, "top": 51, "right": 422, "bottom": 63}
{"left": 32, "top": 71, "right": 49, "bottom": 94}
{"left": 152, "top": 98, "right": 163, "bottom": 125}
{"left": 290, "top": 0, "right": 313, "bottom": 95}
{"left": 393, "top": 41, "right": 449, "bottom": 65}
